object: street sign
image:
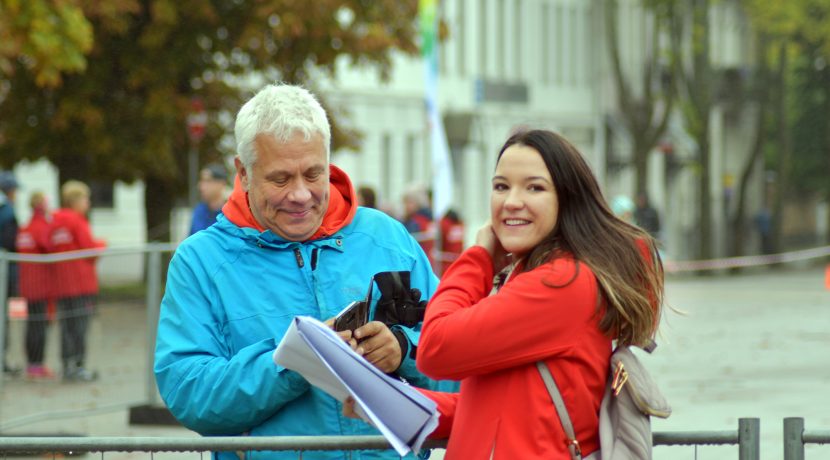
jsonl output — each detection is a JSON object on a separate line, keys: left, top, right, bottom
{"left": 187, "top": 97, "right": 207, "bottom": 144}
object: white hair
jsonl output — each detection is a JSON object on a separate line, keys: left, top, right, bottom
{"left": 234, "top": 83, "right": 331, "bottom": 170}
{"left": 402, "top": 183, "right": 430, "bottom": 208}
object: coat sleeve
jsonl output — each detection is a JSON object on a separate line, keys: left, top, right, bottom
{"left": 70, "top": 216, "right": 101, "bottom": 250}
{"left": 417, "top": 388, "right": 458, "bottom": 439}
{"left": 154, "top": 248, "right": 310, "bottom": 435}
{"left": 417, "top": 246, "right": 600, "bottom": 381}
{"left": 388, "top": 228, "right": 447, "bottom": 388}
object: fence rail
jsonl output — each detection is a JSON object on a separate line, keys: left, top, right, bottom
{"left": 0, "top": 418, "right": 761, "bottom": 458}
{"left": 784, "top": 417, "right": 830, "bottom": 460}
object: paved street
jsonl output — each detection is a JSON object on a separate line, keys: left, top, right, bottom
{"left": 1, "top": 263, "right": 829, "bottom": 459}
{"left": 651, "top": 264, "right": 830, "bottom": 460}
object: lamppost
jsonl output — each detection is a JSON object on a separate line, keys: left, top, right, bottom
{"left": 186, "top": 97, "right": 207, "bottom": 207}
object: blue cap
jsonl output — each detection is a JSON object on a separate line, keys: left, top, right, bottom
{"left": 0, "top": 171, "right": 19, "bottom": 192}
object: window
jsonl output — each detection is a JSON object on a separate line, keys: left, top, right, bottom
{"left": 406, "top": 133, "right": 417, "bottom": 184}
{"left": 514, "top": 0, "right": 522, "bottom": 80}
{"left": 381, "top": 133, "right": 392, "bottom": 198}
{"left": 541, "top": 2, "right": 549, "bottom": 83}
{"left": 479, "top": 0, "right": 488, "bottom": 77}
{"left": 458, "top": 0, "right": 467, "bottom": 76}
{"left": 90, "top": 180, "right": 114, "bottom": 209}
{"left": 497, "top": 0, "right": 505, "bottom": 79}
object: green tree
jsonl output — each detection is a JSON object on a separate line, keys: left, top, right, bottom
{"left": 0, "top": 0, "right": 93, "bottom": 87}
{"left": 0, "top": 0, "right": 419, "bottom": 241}
{"left": 742, "top": 0, "right": 830, "bottom": 248}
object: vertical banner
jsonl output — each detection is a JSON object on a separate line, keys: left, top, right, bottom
{"left": 420, "top": 0, "right": 454, "bottom": 222}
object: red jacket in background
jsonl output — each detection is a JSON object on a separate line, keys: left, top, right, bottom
{"left": 49, "top": 208, "right": 106, "bottom": 298}
{"left": 16, "top": 210, "right": 53, "bottom": 301}
{"left": 417, "top": 246, "right": 611, "bottom": 460}
{"left": 403, "top": 209, "right": 435, "bottom": 268}
{"left": 438, "top": 216, "right": 464, "bottom": 275}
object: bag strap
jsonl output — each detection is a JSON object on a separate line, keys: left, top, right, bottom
{"left": 536, "top": 361, "right": 583, "bottom": 460}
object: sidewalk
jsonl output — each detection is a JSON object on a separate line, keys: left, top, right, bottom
{"left": 1, "top": 300, "right": 196, "bottom": 458}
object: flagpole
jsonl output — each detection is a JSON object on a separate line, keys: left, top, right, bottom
{"left": 420, "top": 0, "right": 453, "bottom": 274}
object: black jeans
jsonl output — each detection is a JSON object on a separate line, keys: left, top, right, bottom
{"left": 25, "top": 300, "right": 49, "bottom": 364}
{"left": 57, "top": 295, "right": 96, "bottom": 367}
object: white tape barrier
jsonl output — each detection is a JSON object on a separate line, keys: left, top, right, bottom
{"left": 663, "top": 245, "right": 830, "bottom": 273}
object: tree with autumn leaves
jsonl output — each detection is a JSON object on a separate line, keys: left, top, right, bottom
{"left": 0, "top": 0, "right": 419, "bottom": 241}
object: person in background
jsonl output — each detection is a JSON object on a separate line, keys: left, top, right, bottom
{"left": 356, "top": 185, "right": 377, "bottom": 209}
{"left": 0, "top": 171, "right": 20, "bottom": 376}
{"left": 50, "top": 180, "right": 107, "bottom": 382}
{"left": 189, "top": 162, "right": 230, "bottom": 235}
{"left": 438, "top": 209, "right": 464, "bottom": 276}
{"left": 413, "top": 129, "right": 664, "bottom": 459}
{"left": 610, "top": 194, "right": 635, "bottom": 224}
{"left": 154, "top": 83, "right": 454, "bottom": 460}
{"left": 634, "top": 192, "right": 661, "bottom": 240}
{"left": 401, "top": 184, "right": 435, "bottom": 267}
{"left": 16, "top": 191, "right": 55, "bottom": 380}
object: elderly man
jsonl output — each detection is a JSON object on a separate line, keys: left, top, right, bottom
{"left": 154, "top": 84, "right": 452, "bottom": 459}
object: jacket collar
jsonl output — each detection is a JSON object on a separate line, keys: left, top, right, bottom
{"left": 221, "top": 164, "right": 357, "bottom": 242}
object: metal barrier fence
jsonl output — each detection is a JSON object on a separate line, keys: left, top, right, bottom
{"left": 0, "top": 418, "right": 760, "bottom": 459}
{"left": 0, "top": 245, "right": 175, "bottom": 432}
{"left": 0, "top": 247, "right": 822, "bottom": 459}
{"left": 784, "top": 417, "right": 830, "bottom": 460}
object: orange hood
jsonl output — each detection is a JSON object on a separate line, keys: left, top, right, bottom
{"left": 221, "top": 164, "right": 357, "bottom": 241}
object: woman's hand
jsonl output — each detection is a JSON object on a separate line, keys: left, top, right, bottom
{"left": 475, "top": 222, "right": 511, "bottom": 272}
{"left": 342, "top": 396, "right": 360, "bottom": 419}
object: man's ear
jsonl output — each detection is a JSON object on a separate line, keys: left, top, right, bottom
{"left": 234, "top": 157, "right": 249, "bottom": 191}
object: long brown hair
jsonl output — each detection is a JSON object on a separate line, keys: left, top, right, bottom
{"left": 497, "top": 129, "right": 664, "bottom": 347}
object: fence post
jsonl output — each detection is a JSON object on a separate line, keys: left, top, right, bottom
{"left": 0, "top": 253, "right": 7, "bottom": 429}
{"left": 144, "top": 248, "right": 162, "bottom": 406}
{"left": 739, "top": 418, "right": 760, "bottom": 460}
{"left": 783, "top": 417, "right": 805, "bottom": 460}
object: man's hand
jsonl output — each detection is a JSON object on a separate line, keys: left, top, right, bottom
{"left": 324, "top": 318, "right": 357, "bottom": 350}
{"left": 353, "top": 321, "right": 402, "bottom": 373}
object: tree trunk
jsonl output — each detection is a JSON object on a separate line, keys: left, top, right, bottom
{"left": 731, "top": 35, "right": 770, "bottom": 258}
{"left": 771, "top": 44, "right": 789, "bottom": 254}
{"left": 144, "top": 174, "right": 175, "bottom": 243}
{"left": 633, "top": 136, "right": 649, "bottom": 197}
{"left": 697, "top": 127, "right": 712, "bottom": 260}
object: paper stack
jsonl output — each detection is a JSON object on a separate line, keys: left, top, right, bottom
{"left": 273, "top": 316, "right": 438, "bottom": 456}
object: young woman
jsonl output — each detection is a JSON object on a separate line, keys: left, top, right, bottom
{"left": 415, "top": 129, "right": 664, "bottom": 459}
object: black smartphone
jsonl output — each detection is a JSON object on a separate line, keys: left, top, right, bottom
{"left": 333, "top": 276, "right": 374, "bottom": 332}
{"left": 333, "top": 300, "right": 368, "bottom": 333}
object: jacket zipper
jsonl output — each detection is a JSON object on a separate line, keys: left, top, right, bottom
{"left": 310, "top": 248, "right": 319, "bottom": 271}
{"left": 293, "top": 247, "right": 304, "bottom": 268}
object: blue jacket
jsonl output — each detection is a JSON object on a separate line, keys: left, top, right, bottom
{"left": 189, "top": 201, "right": 221, "bottom": 235}
{"left": 155, "top": 167, "right": 455, "bottom": 459}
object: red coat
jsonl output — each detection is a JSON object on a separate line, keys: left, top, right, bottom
{"left": 49, "top": 208, "right": 106, "bottom": 297}
{"left": 417, "top": 247, "right": 611, "bottom": 460}
{"left": 15, "top": 210, "right": 53, "bottom": 301}
{"left": 438, "top": 216, "right": 464, "bottom": 275}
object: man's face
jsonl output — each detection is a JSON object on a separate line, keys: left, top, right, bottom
{"left": 198, "top": 170, "right": 225, "bottom": 203}
{"left": 236, "top": 132, "right": 329, "bottom": 241}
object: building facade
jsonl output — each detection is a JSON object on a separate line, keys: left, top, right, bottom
{"left": 10, "top": 0, "right": 764, "bottom": 284}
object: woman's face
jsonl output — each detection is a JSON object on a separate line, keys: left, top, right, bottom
{"left": 491, "top": 144, "right": 559, "bottom": 259}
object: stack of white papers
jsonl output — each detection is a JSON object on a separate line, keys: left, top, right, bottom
{"left": 273, "top": 316, "right": 439, "bottom": 456}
